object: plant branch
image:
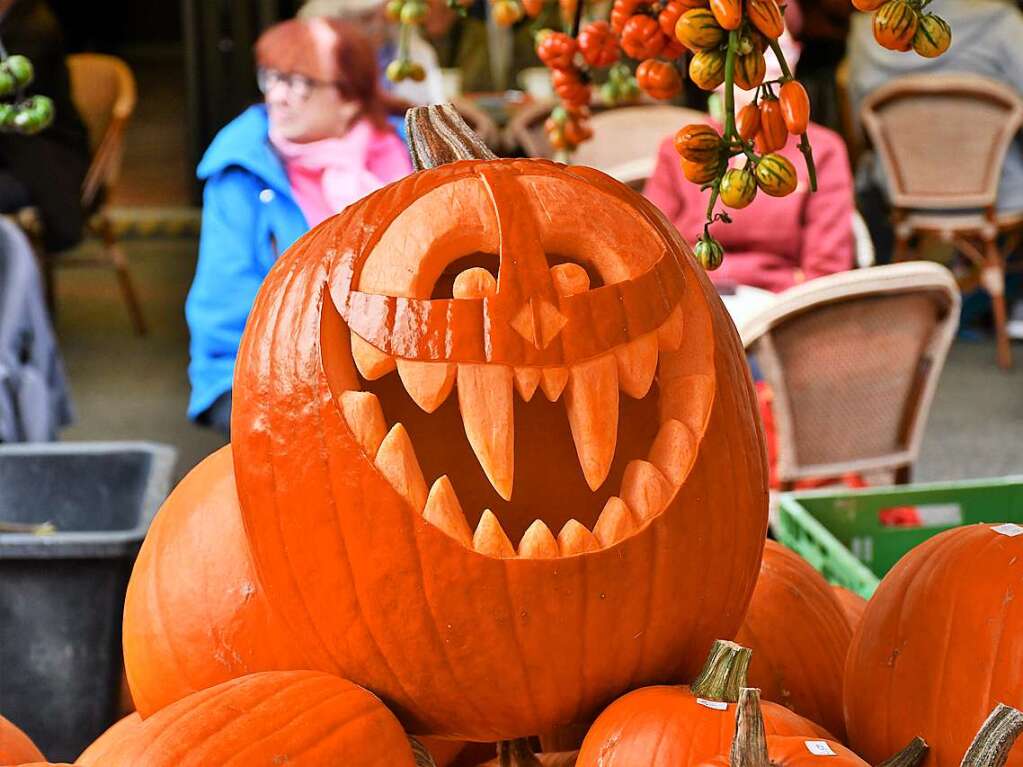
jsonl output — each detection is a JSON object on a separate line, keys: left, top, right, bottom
{"left": 571, "top": 0, "right": 585, "bottom": 38}
{"left": 767, "top": 38, "right": 816, "bottom": 191}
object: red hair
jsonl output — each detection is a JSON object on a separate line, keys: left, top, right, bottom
{"left": 254, "top": 18, "right": 392, "bottom": 131}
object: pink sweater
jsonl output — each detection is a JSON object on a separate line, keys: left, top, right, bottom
{"left": 644, "top": 122, "right": 855, "bottom": 293}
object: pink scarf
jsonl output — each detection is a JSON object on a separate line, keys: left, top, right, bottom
{"left": 269, "top": 118, "right": 392, "bottom": 227}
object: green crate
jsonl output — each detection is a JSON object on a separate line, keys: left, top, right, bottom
{"left": 773, "top": 476, "right": 1023, "bottom": 599}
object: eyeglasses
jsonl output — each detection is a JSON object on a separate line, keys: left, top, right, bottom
{"left": 256, "top": 68, "right": 336, "bottom": 102}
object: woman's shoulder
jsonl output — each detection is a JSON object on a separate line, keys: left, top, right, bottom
{"left": 198, "top": 105, "right": 276, "bottom": 181}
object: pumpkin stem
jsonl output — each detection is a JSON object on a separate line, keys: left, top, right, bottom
{"left": 690, "top": 639, "right": 753, "bottom": 703}
{"left": 409, "top": 736, "right": 438, "bottom": 767}
{"left": 405, "top": 104, "right": 498, "bottom": 171}
{"left": 731, "top": 688, "right": 770, "bottom": 767}
{"left": 878, "top": 737, "right": 929, "bottom": 767}
{"left": 497, "top": 738, "right": 544, "bottom": 767}
{"left": 960, "top": 705, "right": 1023, "bottom": 767}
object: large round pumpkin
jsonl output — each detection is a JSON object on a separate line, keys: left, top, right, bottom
{"left": 734, "top": 541, "right": 852, "bottom": 739}
{"left": 229, "top": 105, "right": 769, "bottom": 740}
{"left": 831, "top": 585, "right": 867, "bottom": 632}
{"left": 0, "top": 714, "right": 45, "bottom": 764}
{"left": 75, "top": 713, "right": 140, "bottom": 766}
{"left": 844, "top": 524, "right": 1023, "bottom": 767}
{"left": 75, "top": 671, "right": 416, "bottom": 765}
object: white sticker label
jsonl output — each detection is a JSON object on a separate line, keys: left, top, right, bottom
{"left": 993, "top": 524, "right": 1023, "bottom": 538}
{"left": 805, "top": 741, "right": 837, "bottom": 756}
{"left": 696, "top": 698, "right": 729, "bottom": 711}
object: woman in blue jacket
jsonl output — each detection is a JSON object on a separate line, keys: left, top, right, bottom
{"left": 186, "top": 18, "right": 412, "bottom": 435}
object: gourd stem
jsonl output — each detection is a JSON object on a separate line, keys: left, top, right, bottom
{"left": 723, "top": 31, "right": 739, "bottom": 140}
{"left": 960, "top": 704, "right": 1023, "bottom": 767}
{"left": 690, "top": 639, "right": 753, "bottom": 703}
{"left": 877, "top": 737, "right": 929, "bottom": 767}
{"left": 498, "top": 738, "right": 544, "bottom": 767}
{"left": 731, "top": 688, "right": 770, "bottom": 767}
{"left": 406, "top": 104, "right": 498, "bottom": 171}
{"left": 409, "top": 736, "right": 438, "bottom": 767}
{"left": 766, "top": 38, "right": 817, "bottom": 192}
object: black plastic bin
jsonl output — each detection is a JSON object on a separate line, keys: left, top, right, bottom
{"left": 0, "top": 441, "right": 176, "bottom": 761}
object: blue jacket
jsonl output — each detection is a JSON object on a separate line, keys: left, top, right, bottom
{"left": 185, "top": 106, "right": 308, "bottom": 420}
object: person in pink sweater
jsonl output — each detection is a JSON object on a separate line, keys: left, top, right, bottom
{"left": 644, "top": 38, "right": 855, "bottom": 293}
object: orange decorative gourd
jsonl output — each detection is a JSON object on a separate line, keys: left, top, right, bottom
{"left": 675, "top": 123, "right": 722, "bottom": 163}
{"left": 577, "top": 21, "right": 619, "bottom": 67}
{"left": 75, "top": 713, "right": 141, "bottom": 766}
{"left": 227, "top": 104, "right": 769, "bottom": 740}
{"left": 675, "top": 8, "right": 726, "bottom": 51}
{"left": 537, "top": 31, "right": 578, "bottom": 70}
{"left": 0, "top": 714, "right": 45, "bottom": 764}
{"left": 736, "top": 103, "right": 760, "bottom": 142}
{"left": 746, "top": 0, "right": 784, "bottom": 38}
{"left": 830, "top": 585, "right": 867, "bottom": 632}
{"left": 756, "top": 97, "right": 788, "bottom": 153}
{"left": 576, "top": 641, "right": 830, "bottom": 767}
{"left": 873, "top": 1, "right": 918, "bottom": 51}
{"left": 734, "top": 541, "right": 852, "bottom": 740}
{"left": 845, "top": 524, "right": 1023, "bottom": 767}
{"left": 734, "top": 51, "right": 766, "bottom": 91}
{"left": 779, "top": 80, "right": 810, "bottom": 134}
{"left": 637, "top": 59, "right": 682, "bottom": 101}
{"left": 621, "top": 14, "right": 667, "bottom": 60}
{"left": 78, "top": 672, "right": 416, "bottom": 765}
{"left": 754, "top": 154, "right": 797, "bottom": 196}
{"left": 709, "top": 0, "right": 741, "bottom": 29}
{"left": 689, "top": 49, "right": 727, "bottom": 91}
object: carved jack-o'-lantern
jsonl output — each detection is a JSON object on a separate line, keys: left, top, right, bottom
{"left": 229, "top": 106, "right": 769, "bottom": 740}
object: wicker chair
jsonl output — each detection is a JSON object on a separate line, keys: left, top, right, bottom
{"left": 19, "top": 54, "right": 145, "bottom": 334}
{"left": 860, "top": 73, "right": 1023, "bottom": 369}
{"left": 740, "top": 263, "right": 960, "bottom": 489}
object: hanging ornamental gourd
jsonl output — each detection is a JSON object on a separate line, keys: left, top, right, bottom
{"left": 223, "top": 104, "right": 768, "bottom": 741}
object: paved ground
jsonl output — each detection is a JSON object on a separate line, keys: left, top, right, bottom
{"left": 54, "top": 237, "right": 1023, "bottom": 486}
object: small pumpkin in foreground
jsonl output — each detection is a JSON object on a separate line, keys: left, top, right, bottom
{"left": 575, "top": 641, "right": 830, "bottom": 766}
{"left": 229, "top": 104, "right": 769, "bottom": 740}
{"left": 845, "top": 524, "right": 1023, "bottom": 767}
{"left": 734, "top": 541, "right": 852, "bottom": 740}
{"left": 0, "top": 714, "right": 45, "bottom": 764}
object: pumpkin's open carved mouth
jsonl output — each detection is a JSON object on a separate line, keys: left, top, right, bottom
{"left": 330, "top": 292, "right": 700, "bottom": 559}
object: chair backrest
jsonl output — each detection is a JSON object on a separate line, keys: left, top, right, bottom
{"left": 503, "top": 98, "right": 558, "bottom": 158}
{"left": 573, "top": 105, "right": 708, "bottom": 173}
{"left": 852, "top": 209, "right": 875, "bottom": 268}
{"left": 67, "top": 53, "right": 138, "bottom": 205}
{"left": 742, "top": 263, "right": 960, "bottom": 482}
{"left": 860, "top": 73, "right": 1023, "bottom": 210}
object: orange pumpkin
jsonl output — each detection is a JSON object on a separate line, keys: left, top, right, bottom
{"left": 577, "top": 21, "right": 620, "bottom": 67}
{"left": 576, "top": 642, "right": 830, "bottom": 766}
{"left": 734, "top": 542, "right": 852, "bottom": 740}
{"left": 75, "top": 713, "right": 141, "bottom": 766}
{"left": 536, "top": 31, "right": 578, "bottom": 71}
{"left": 228, "top": 104, "right": 769, "bottom": 740}
{"left": 0, "top": 714, "right": 45, "bottom": 764}
{"left": 551, "top": 67, "right": 591, "bottom": 108}
{"left": 830, "top": 585, "right": 867, "bottom": 632}
{"left": 621, "top": 14, "right": 667, "bottom": 60}
{"left": 81, "top": 672, "right": 416, "bottom": 765}
{"left": 637, "top": 59, "right": 682, "bottom": 101}
{"left": 845, "top": 524, "right": 1023, "bottom": 767}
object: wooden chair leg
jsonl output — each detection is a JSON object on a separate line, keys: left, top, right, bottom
{"left": 98, "top": 216, "right": 147, "bottom": 336}
{"left": 893, "top": 232, "right": 912, "bottom": 263}
{"left": 894, "top": 464, "right": 912, "bottom": 485}
{"left": 981, "top": 238, "right": 1011, "bottom": 370}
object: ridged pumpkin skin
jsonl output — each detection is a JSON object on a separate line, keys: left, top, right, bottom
{"left": 831, "top": 585, "right": 867, "bottom": 632}
{"left": 122, "top": 447, "right": 310, "bottom": 717}
{"left": 576, "top": 684, "right": 829, "bottom": 766}
{"left": 89, "top": 672, "right": 415, "bottom": 766}
{"left": 844, "top": 524, "right": 1023, "bottom": 767}
{"left": 0, "top": 714, "right": 45, "bottom": 763}
{"left": 734, "top": 542, "right": 852, "bottom": 740}
{"left": 75, "top": 713, "right": 141, "bottom": 766}
{"left": 230, "top": 150, "right": 769, "bottom": 739}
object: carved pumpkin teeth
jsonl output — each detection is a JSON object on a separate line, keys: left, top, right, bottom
{"left": 620, "top": 459, "right": 673, "bottom": 522}
{"left": 513, "top": 367, "right": 542, "bottom": 402}
{"left": 565, "top": 353, "right": 619, "bottom": 491}
{"left": 593, "top": 496, "right": 639, "bottom": 547}
{"left": 396, "top": 359, "right": 457, "bottom": 413}
{"left": 473, "top": 510, "right": 516, "bottom": 557}
{"left": 649, "top": 419, "right": 695, "bottom": 487}
{"left": 339, "top": 390, "right": 389, "bottom": 457}
{"left": 374, "top": 423, "right": 429, "bottom": 512}
{"left": 350, "top": 331, "right": 397, "bottom": 380}
{"left": 557, "top": 519, "right": 601, "bottom": 555}
{"left": 457, "top": 363, "right": 515, "bottom": 501}
{"left": 539, "top": 367, "right": 569, "bottom": 402}
{"left": 423, "top": 475, "right": 474, "bottom": 547}
{"left": 657, "top": 305, "right": 685, "bottom": 352}
{"left": 614, "top": 332, "right": 660, "bottom": 399}
{"left": 517, "top": 519, "right": 559, "bottom": 558}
